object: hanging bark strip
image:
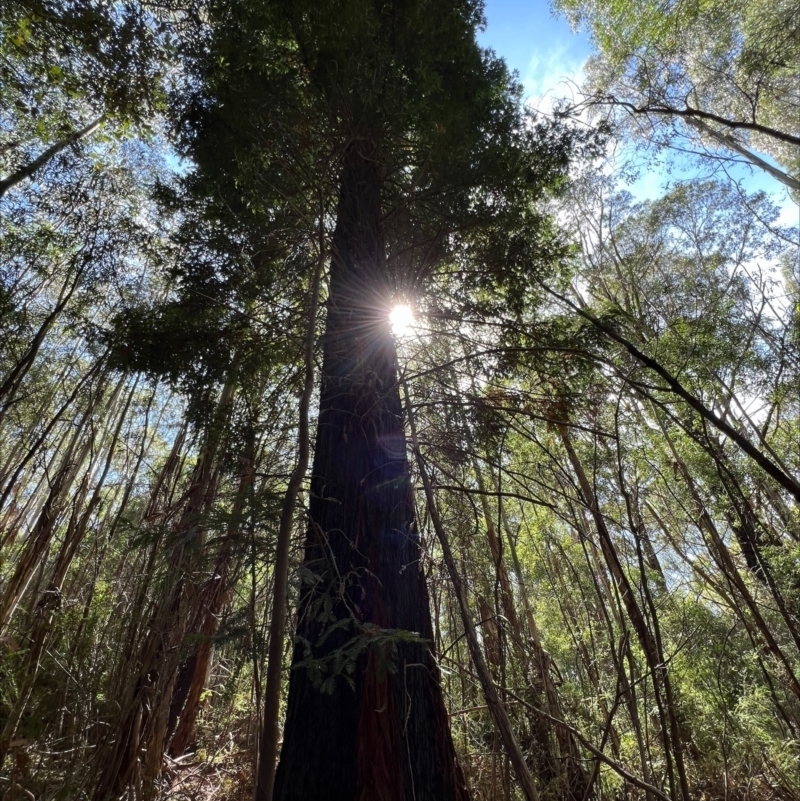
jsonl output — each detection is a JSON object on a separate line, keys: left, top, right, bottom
{"left": 272, "top": 141, "right": 468, "bottom": 801}
{"left": 404, "top": 382, "right": 541, "bottom": 801}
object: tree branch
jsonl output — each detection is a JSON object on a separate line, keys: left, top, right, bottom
{"left": 0, "top": 115, "right": 104, "bottom": 199}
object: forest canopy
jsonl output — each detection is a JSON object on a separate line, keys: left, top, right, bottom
{"left": 0, "top": 1, "right": 798, "bottom": 800}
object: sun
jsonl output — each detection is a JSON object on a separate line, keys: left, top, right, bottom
{"left": 389, "top": 304, "right": 415, "bottom": 336}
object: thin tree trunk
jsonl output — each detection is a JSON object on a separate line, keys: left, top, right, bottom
{"left": 0, "top": 267, "right": 85, "bottom": 429}
{"left": 49, "top": 378, "right": 136, "bottom": 596}
{"left": 406, "top": 384, "right": 540, "bottom": 801}
{"left": 559, "top": 424, "right": 691, "bottom": 801}
{"left": 685, "top": 116, "right": 800, "bottom": 192}
{"left": 167, "top": 451, "right": 254, "bottom": 756}
{"left": 545, "top": 285, "right": 800, "bottom": 503}
{"left": 0, "top": 116, "right": 104, "bottom": 198}
{"left": 104, "top": 388, "right": 161, "bottom": 543}
{"left": 94, "top": 376, "right": 236, "bottom": 800}
{"left": 657, "top": 423, "right": 800, "bottom": 702}
{"left": 0, "top": 371, "right": 115, "bottom": 636}
{"left": 0, "top": 357, "right": 103, "bottom": 522}
{"left": 474, "top": 462, "right": 589, "bottom": 799}
{"left": 567, "top": 506, "right": 654, "bottom": 797}
{"left": 255, "top": 219, "right": 324, "bottom": 801}
{"left": 0, "top": 334, "right": 88, "bottom": 487}
{"left": 0, "top": 371, "right": 132, "bottom": 767}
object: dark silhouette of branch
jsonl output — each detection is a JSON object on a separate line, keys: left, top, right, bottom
{"left": 542, "top": 283, "right": 800, "bottom": 504}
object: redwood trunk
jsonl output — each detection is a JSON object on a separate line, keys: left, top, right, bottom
{"left": 272, "top": 142, "right": 468, "bottom": 801}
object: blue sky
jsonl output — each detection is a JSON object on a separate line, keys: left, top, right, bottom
{"left": 476, "top": 0, "right": 798, "bottom": 225}
{"left": 477, "top": 0, "right": 590, "bottom": 111}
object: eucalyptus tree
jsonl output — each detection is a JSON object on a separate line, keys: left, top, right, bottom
{"left": 552, "top": 0, "right": 800, "bottom": 193}
{"left": 0, "top": 0, "right": 168, "bottom": 198}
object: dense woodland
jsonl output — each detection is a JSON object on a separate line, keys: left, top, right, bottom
{"left": 0, "top": 1, "right": 798, "bottom": 800}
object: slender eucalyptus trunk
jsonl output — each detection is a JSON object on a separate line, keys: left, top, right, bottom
{"left": 406, "top": 385, "right": 540, "bottom": 801}
{"left": 473, "top": 463, "right": 589, "bottom": 800}
{"left": 546, "top": 284, "right": 800, "bottom": 503}
{"left": 0, "top": 371, "right": 114, "bottom": 636}
{"left": 657, "top": 423, "right": 800, "bottom": 703}
{"left": 559, "top": 425, "right": 690, "bottom": 801}
{"left": 0, "top": 377, "right": 135, "bottom": 767}
{"left": 0, "top": 358, "right": 103, "bottom": 521}
{"left": 255, "top": 222, "right": 324, "bottom": 800}
{"left": 684, "top": 116, "right": 800, "bottom": 192}
{"left": 0, "top": 265, "right": 85, "bottom": 429}
{"left": 0, "top": 116, "right": 104, "bottom": 198}
{"left": 167, "top": 451, "right": 254, "bottom": 757}
{"left": 94, "top": 377, "right": 236, "bottom": 800}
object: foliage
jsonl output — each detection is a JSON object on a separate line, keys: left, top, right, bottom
{"left": 552, "top": 0, "right": 800, "bottom": 192}
{"left": 0, "top": 1, "right": 798, "bottom": 800}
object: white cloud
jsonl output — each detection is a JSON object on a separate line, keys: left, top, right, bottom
{"left": 521, "top": 44, "right": 586, "bottom": 115}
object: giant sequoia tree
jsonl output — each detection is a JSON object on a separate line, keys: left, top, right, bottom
{"left": 168, "top": 1, "right": 572, "bottom": 799}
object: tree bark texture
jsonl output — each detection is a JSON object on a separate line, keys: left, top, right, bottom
{"left": 272, "top": 141, "right": 468, "bottom": 801}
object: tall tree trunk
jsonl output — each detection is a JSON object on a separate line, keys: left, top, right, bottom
{"left": 0, "top": 116, "right": 104, "bottom": 198}
{"left": 272, "top": 141, "right": 469, "bottom": 801}
{"left": 406, "top": 387, "right": 539, "bottom": 801}
{"left": 256, "top": 220, "right": 323, "bottom": 800}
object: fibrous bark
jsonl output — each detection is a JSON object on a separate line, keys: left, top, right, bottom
{"left": 272, "top": 140, "right": 468, "bottom": 801}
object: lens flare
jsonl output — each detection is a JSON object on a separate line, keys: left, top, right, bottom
{"left": 389, "top": 304, "right": 415, "bottom": 336}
